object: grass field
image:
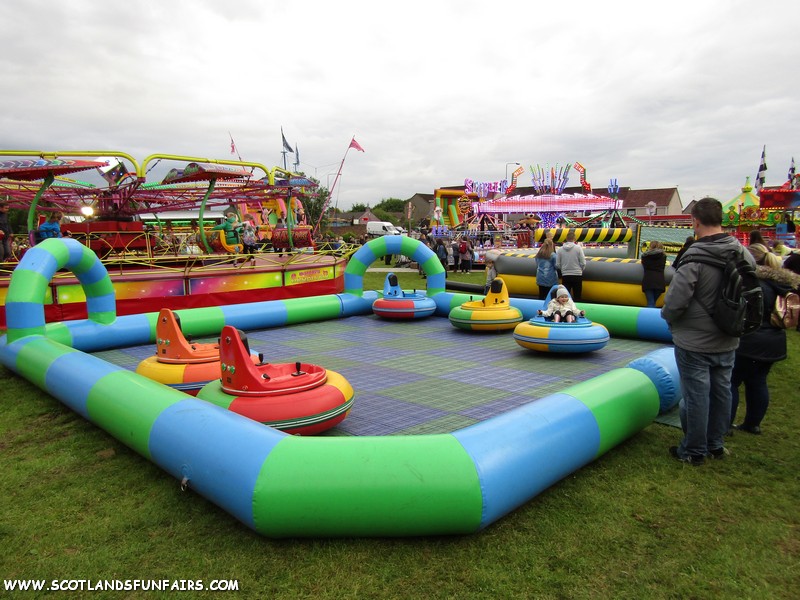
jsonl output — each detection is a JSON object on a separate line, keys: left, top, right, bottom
{"left": 1, "top": 267, "right": 799, "bottom": 599}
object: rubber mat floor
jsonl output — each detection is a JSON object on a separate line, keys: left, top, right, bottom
{"left": 93, "top": 315, "right": 670, "bottom": 436}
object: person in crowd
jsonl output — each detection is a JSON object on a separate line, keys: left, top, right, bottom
{"left": 433, "top": 239, "right": 449, "bottom": 277}
{"left": 0, "top": 201, "right": 12, "bottom": 261}
{"left": 484, "top": 259, "right": 497, "bottom": 295}
{"left": 213, "top": 211, "right": 240, "bottom": 245}
{"left": 770, "top": 240, "right": 790, "bottom": 258}
{"left": 640, "top": 240, "right": 667, "bottom": 307}
{"left": 38, "top": 212, "right": 64, "bottom": 239}
{"left": 458, "top": 237, "right": 473, "bottom": 273}
{"left": 449, "top": 238, "right": 461, "bottom": 273}
{"left": 661, "top": 197, "right": 756, "bottom": 465}
{"left": 730, "top": 244, "right": 800, "bottom": 434}
{"left": 538, "top": 285, "right": 585, "bottom": 323}
{"left": 446, "top": 241, "right": 455, "bottom": 271}
{"left": 239, "top": 216, "right": 260, "bottom": 257}
{"left": 556, "top": 231, "right": 586, "bottom": 301}
{"left": 749, "top": 230, "right": 766, "bottom": 246}
{"left": 535, "top": 238, "right": 558, "bottom": 300}
{"left": 673, "top": 235, "right": 695, "bottom": 268}
{"left": 782, "top": 249, "right": 800, "bottom": 276}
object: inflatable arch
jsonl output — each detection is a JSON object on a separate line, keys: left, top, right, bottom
{"left": 5, "top": 238, "right": 117, "bottom": 343}
{"left": 344, "top": 236, "right": 446, "bottom": 297}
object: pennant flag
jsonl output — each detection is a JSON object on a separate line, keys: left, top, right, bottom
{"left": 229, "top": 133, "right": 237, "bottom": 155}
{"left": 295, "top": 144, "right": 300, "bottom": 164}
{"left": 281, "top": 128, "right": 294, "bottom": 153}
{"left": 755, "top": 145, "right": 767, "bottom": 194}
{"left": 788, "top": 157, "right": 795, "bottom": 182}
{"left": 349, "top": 137, "right": 365, "bottom": 152}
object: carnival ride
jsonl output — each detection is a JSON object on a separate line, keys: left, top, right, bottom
{"left": 723, "top": 176, "right": 799, "bottom": 248}
{"left": 0, "top": 151, "right": 348, "bottom": 326}
{"left": 1, "top": 235, "right": 682, "bottom": 538}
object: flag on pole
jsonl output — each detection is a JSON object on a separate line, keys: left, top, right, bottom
{"left": 229, "top": 134, "right": 237, "bottom": 155}
{"left": 755, "top": 145, "right": 767, "bottom": 194}
{"left": 349, "top": 137, "right": 365, "bottom": 152}
{"left": 281, "top": 128, "right": 294, "bottom": 153}
{"left": 295, "top": 144, "right": 300, "bottom": 164}
{"left": 788, "top": 157, "right": 795, "bottom": 182}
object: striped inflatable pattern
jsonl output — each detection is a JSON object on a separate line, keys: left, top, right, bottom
{"left": 344, "top": 236, "right": 445, "bottom": 297}
{"left": 0, "top": 238, "right": 680, "bottom": 538}
{"left": 513, "top": 319, "right": 610, "bottom": 353}
{"left": 197, "top": 370, "right": 355, "bottom": 436}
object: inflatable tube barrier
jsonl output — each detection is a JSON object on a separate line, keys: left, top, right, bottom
{"left": 0, "top": 237, "right": 678, "bottom": 538}
{"left": 491, "top": 250, "right": 675, "bottom": 307}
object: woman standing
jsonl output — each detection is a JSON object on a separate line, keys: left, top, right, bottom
{"left": 730, "top": 243, "right": 800, "bottom": 434}
{"left": 640, "top": 241, "right": 667, "bottom": 308}
{"left": 535, "top": 238, "right": 558, "bottom": 300}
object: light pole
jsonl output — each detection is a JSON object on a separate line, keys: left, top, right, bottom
{"left": 505, "top": 162, "right": 520, "bottom": 182}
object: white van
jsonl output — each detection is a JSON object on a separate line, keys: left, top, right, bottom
{"left": 366, "top": 221, "right": 401, "bottom": 237}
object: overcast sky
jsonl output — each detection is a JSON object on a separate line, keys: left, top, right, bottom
{"left": 2, "top": 0, "right": 798, "bottom": 211}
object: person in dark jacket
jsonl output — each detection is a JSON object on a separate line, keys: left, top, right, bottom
{"left": 673, "top": 236, "right": 695, "bottom": 268}
{"left": 640, "top": 240, "right": 667, "bottom": 307}
{"left": 730, "top": 244, "right": 800, "bottom": 434}
{"left": 661, "top": 197, "right": 756, "bottom": 465}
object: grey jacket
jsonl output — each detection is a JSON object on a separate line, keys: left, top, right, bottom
{"left": 556, "top": 242, "right": 586, "bottom": 276}
{"left": 661, "top": 234, "right": 755, "bottom": 353}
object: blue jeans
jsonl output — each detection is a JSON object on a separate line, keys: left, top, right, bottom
{"left": 644, "top": 289, "right": 662, "bottom": 308}
{"left": 730, "top": 357, "right": 773, "bottom": 428}
{"left": 674, "top": 346, "right": 735, "bottom": 459}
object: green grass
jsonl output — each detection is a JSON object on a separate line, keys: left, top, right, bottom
{"left": 1, "top": 272, "right": 799, "bottom": 599}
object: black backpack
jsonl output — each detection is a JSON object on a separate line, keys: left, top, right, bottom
{"left": 680, "top": 247, "right": 763, "bottom": 337}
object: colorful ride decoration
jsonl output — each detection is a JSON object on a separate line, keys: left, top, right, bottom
{"left": 135, "top": 309, "right": 254, "bottom": 395}
{"left": 721, "top": 177, "right": 784, "bottom": 228}
{"left": 431, "top": 189, "right": 480, "bottom": 228}
{"left": 196, "top": 326, "right": 354, "bottom": 435}
{"left": 513, "top": 317, "right": 610, "bottom": 353}
{"left": 448, "top": 278, "right": 523, "bottom": 331}
{"left": 372, "top": 273, "right": 436, "bottom": 319}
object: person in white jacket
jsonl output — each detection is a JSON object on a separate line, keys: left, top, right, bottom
{"left": 538, "top": 285, "right": 585, "bottom": 322}
{"left": 556, "top": 232, "right": 586, "bottom": 301}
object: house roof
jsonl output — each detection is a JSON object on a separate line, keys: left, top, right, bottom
{"left": 620, "top": 188, "right": 677, "bottom": 208}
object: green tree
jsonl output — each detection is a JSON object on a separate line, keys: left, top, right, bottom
{"left": 351, "top": 203, "right": 367, "bottom": 213}
{"left": 373, "top": 208, "right": 395, "bottom": 223}
{"left": 374, "top": 198, "right": 405, "bottom": 212}
{"left": 298, "top": 177, "right": 329, "bottom": 231}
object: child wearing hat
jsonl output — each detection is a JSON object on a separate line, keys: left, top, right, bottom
{"left": 538, "top": 285, "right": 585, "bottom": 323}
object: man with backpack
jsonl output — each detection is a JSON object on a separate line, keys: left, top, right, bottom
{"left": 661, "top": 197, "right": 758, "bottom": 466}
